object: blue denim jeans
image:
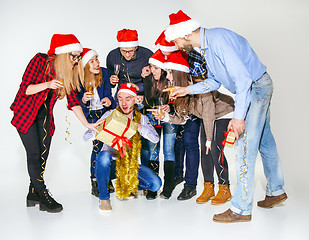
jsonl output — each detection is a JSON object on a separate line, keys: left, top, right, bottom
{"left": 183, "top": 117, "right": 200, "bottom": 188}
{"left": 95, "top": 151, "right": 162, "bottom": 200}
{"left": 230, "top": 72, "right": 285, "bottom": 215}
{"left": 146, "top": 112, "right": 178, "bottom": 162}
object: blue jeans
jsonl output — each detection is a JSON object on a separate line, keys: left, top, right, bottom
{"left": 231, "top": 72, "right": 285, "bottom": 215}
{"left": 146, "top": 112, "right": 178, "bottom": 162}
{"left": 183, "top": 117, "right": 200, "bottom": 188}
{"left": 95, "top": 151, "right": 162, "bottom": 200}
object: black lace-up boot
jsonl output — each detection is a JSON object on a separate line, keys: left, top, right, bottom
{"left": 38, "top": 189, "right": 63, "bottom": 213}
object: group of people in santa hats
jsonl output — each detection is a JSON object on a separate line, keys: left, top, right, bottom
{"left": 11, "top": 9, "right": 287, "bottom": 223}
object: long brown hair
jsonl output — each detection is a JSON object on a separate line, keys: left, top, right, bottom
{"left": 172, "top": 70, "right": 190, "bottom": 115}
{"left": 54, "top": 53, "right": 84, "bottom": 99}
{"left": 149, "top": 69, "right": 169, "bottom": 104}
{"left": 83, "top": 62, "right": 103, "bottom": 88}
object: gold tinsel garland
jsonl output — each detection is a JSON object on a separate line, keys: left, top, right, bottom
{"left": 114, "top": 105, "right": 141, "bottom": 199}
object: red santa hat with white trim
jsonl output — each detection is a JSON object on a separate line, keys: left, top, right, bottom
{"left": 81, "top": 48, "right": 98, "bottom": 68}
{"left": 155, "top": 31, "right": 177, "bottom": 53}
{"left": 149, "top": 50, "right": 166, "bottom": 69}
{"left": 48, "top": 34, "right": 82, "bottom": 55}
{"left": 165, "top": 51, "right": 189, "bottom": 73}
{"left": 117, "top": 29, "right": 139, "bottom": 48}
{"left": 165, "top": 10, "right": 200, "bottom": 42}
{"left": 118, "top": 83, "right": 137, "bottom": 96}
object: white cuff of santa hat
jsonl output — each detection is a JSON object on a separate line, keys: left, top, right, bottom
{"left": 165, "top": 10, "right": 200, "bottom": 42}
{"left": 164, "top": 51, "right": 190, "bottom": 73}
{"left": 81, "top": 48, "right": 98, "bottom": 68}
{"left": 149, "top": 50, "right": 165, "bottom": 69}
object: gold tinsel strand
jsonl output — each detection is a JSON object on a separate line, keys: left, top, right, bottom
{"left": 115, "top": 105, "right": 141, "bottom": 199}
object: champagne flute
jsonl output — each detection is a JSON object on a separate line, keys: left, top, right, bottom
{"left": 114, "top": 64, "right": 120, "bottom": 76}
{"left": 56, "top": 73, "right": 64, "bottom": 95}
{"left": 156, "top": 97, "right": 164, "bottom": 128}
{"left": 167, "top": 80, "right": 175, "bottom": 103}
{"left": 57, "top": 73, "right": 64, "bottom": 84}
{"left": 86, "top": 80, "right": 94, "bottom": 94}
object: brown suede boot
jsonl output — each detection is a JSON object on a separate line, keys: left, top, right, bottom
{"left": 211, "top": 184, "right": 232, "bottom": 205}
{"left": 196, "top": 182, "right": 215, "bottom": 204}
{"left": 257, "top": 193, "right": 287, "bottom": 208}
{"left": 213, "top": 209, "right": 251, "bottom": 223}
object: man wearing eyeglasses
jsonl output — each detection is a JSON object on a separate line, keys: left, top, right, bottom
{"left": 106, "top": 29, "right": 153, "bottom": 97}
{"left": 106, "top": 29, "right": 153, "bottom": 168}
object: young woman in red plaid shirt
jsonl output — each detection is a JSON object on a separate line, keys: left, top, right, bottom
{"left": 10, "top": 34, "right": 100, "bottom": 213}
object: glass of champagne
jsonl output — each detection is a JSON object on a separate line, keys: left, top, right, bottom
{"left": 156, "top": 97, "right": 164, "bottom": 128}
{"left": 56, "top": 73, "right": 64, "bottom": 95}
{"left": 114, "top": 64, "right": 120, "bottom": 76}
{"left": 167, "top": 80, "right": 175, "bottom": 103}
{"left": 86, "top": 80, "right": 94, "bottom": 94}
{"left": 57, "top": 73, "right": 64, "bottom": 84}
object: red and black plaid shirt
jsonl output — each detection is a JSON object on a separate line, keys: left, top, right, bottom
{"left": 10, "top": 53, "right": 80, "bottom": 136}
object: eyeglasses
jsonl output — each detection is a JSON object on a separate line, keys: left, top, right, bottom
{"left": 120, "top": 49, "right": 136, "bottom": 55}
{"left": 70, "top": 53, "right": 82, "bottom": 61}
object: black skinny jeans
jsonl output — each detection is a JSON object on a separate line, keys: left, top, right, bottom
{"left": 18, "top": 102, "right": 51, "bottom": 193}
{"left": 200, "top": 119, "right": 230, "bottom": 185}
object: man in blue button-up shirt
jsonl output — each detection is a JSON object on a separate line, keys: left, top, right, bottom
{"left": 164, "top": 10, "right": 287, "bottom": 223}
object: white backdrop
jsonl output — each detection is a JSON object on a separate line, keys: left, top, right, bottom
{"left": 0, "top": 0, "right": 309, "bottom": 238}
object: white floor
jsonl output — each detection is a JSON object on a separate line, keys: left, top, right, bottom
{"left": 0, "top": 151, "right": 308, "bottom": 240}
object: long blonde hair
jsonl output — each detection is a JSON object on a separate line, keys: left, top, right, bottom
{"left": 84, "top": 62, "right": 102, "bottom": 88}
{"left": 54, "top": 53, "right": 84, "bottom": 99}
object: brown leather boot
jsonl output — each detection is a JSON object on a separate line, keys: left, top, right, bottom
{"left": 257, "top": 193, "right": 287, "bottom": 208}
{"left": 196, "top": 182, "right": 215, "bottom": 204}
{"left": 213, "top": 209, "right": 251, "bottom": 223}
{"left": 211, "top": 184, "right": 232, "bottom": 205}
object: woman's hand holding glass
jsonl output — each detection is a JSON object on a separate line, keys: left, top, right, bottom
{"left": 147, "top": 104, "right": 170, "bottom": 121}
{"left": 82, "top": 92, "right": 94, "bottom": 104}
{"left": 48, "top": 79, "right": 63, "bottom": 90}
{"left": 48, "top": 73, "right": 64, "bottom": 90}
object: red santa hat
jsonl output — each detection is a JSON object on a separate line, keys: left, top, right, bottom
{"left": 48, "top": 34, "right": 82, "bottom": 55}
{"left": 117, "top": 29, "right": 139, "bottom": 48}
{"left": 165, "top": 10, "right": 200, "bottom": 42}
{"left": 165, "top": 51, "right": 189, "bottom": 73}
{"left": 118, "top": 83, "right": 137, "bottom": 97}
{"left": 155, "top": 31, "right": 178, "bottom": 53}
{"left": 149, "top": 50, "right": 165, "bottom": 69}
{"left": 81, "top": 48, "right": 98, "bottom": 68}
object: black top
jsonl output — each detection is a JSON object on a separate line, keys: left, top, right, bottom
{"left": 106, "top": 46, "right": 153, "bottom": 96}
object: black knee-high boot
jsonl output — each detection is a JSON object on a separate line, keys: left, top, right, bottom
{"left": 160, "top": 161, "right": 176, "bottom": 199}
{"left": 146, "top": 160, "right": 159, "bottom": 200}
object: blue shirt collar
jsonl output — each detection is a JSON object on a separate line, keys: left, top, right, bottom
{"left": 199, "top": 27, "right": 209, "bottom": 52}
